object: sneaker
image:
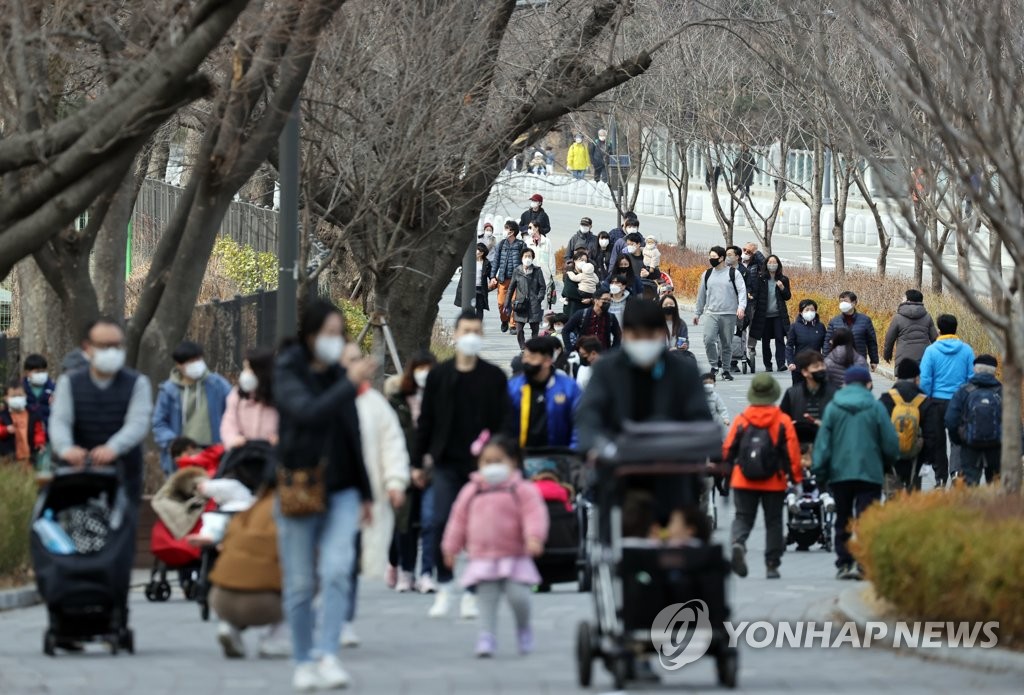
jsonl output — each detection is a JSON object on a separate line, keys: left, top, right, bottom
{"left": 428, "top": 587, "right": 451, "bottom": 617}
{"left": 460, "top": 592, "right": 479, "bottom": 620}
{"left": 416, "top": 575, "right": 438, "bottom": 594}
{"left": 317, "top": 655, "right": 351, "bottom": 689}
{"left": 475, "top": 632, "right": 496, "bottom": 658}
{"left": 293, "top": 663, "right": 321, "bottom": 692}
{"left": 340, "top": 622, "right": 360, "bottom": 648}
{"left": 848, "top": 565, "right": 864, "bottom": 581}
{"left": 257, "top": 623, "right": 291, "bottom": 659}
{"left": 395, "top": 571, "right": 414, "bottom": 593}
{"left": 730, "top": 543, "right": 748, "bottom": 578}
{"left": 385, "top": 564, "right": 398, "bottom": 589}
{"left": 766, "top": 566, "right": 781, "bottom": 580}
{"left": 501, "top": 322, "right": 509, "bottom": 333}
{"left": 517, "top": 628, "right": 534, "bottom": 655}
{"left": 721, "top": 371, "right": 735, "bottom": 381}
{"left": 836, "top": 564, "right": 854, "bottom": 580}
{"left": 217, "top": 621, "right": 246, "bottom": 659}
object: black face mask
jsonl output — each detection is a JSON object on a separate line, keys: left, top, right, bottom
{"left": 663, "top": 307, "right": 676, "bottom": 316}
{"left": 709, "top": 257, "right": 721, "bottom": 267}
{"left": 810, "top": 370, "right": 827, "bottom": 384}
{"left": 522, "top": 363, "right": 544, "bottom": 381}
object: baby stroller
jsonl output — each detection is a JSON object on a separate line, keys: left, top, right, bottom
{"left": 730, "top": 323, "right": 754, "bottom": 374}
{"left": 523, "top": 447, "right": 587, "bottom": 592}
{"left": 31, "top": 465, "right": 136, "bottom": 656}
{"left": 576, "top": 421, "right": 738, "bottom": 690}
{"left": 194, "top": 440, "right": 277, "bottom": 621}
{"left": 785, "top": 472, "right": 835, "bottom": 552}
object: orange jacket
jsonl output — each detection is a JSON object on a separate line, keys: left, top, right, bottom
{"left": 723, "top": 406, "right": 802, "bottom": 491}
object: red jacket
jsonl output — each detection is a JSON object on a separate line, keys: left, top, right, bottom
{"left": 723, "top": 406, "right": 802, "bottom": 492}
{"left": 533, "top": 479, "right": 573, "bottom": 512}
{"left": 177, "top": 444, "right": 225, "bottom": 476}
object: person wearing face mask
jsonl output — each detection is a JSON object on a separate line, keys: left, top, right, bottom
{"left": 608, "top": 222, "right": 644, "bottom": 276}
{"left": 749, "top": 254, "right": 791, "bottom": 373}
{"left": 786, "top": 300, "right": 827, "bottom": 385}
{"left": 414, "top": 311, "right": 509, "bottom": 620}
{"left": 660, "top": 294, "right": 691, "bottom": 353}
{"left": 220, "top": 348, "right": 280, "bottom": 451}
{"left": 518, "top": 193, "right": 551, "bottom": 237}
{"left": 441, "top": 434, "right": 548, "bottom": 658}
{"left": 524, "top": 223, "right": 556, "bottom": 307}
{"left": 386, "top": 351, "right": 439, "bottom": 594}
{"left": 152, "top": 340, "right": 232, "bottom": 476}
{"left": 694, "top": 246, "right": 747, "bottom": 382}
{"left": 607, "top": 210, "right": 637, "bottom": 246}
{"left": 49, "top": 317, "right": 153, "bottom": 500}
{"left": 505, "top": 338, "right": 582, "bottom": 449}
{"left": 478, "top": 221, "right": 499, "bottom": 267}
{"left": 572, "top": 336, "right": 603, "bottom": 389}
{"left": 566, "top": 133, "right": 590, "bottom": 180}
{"left": 491, "top": 220, "right": 527, "bottom": 334}
{"left": 563, "top": 286, "right": 621, "bottom": 353}
{"left": 595, "top": 230, "right": 613, "bottom": 278}
{"left": 823, "top": 291, "right": 879, "bottom": 371}
{"left": 564, "top": 216, "right": 600, "bottom": 269}
{"left": 780, "top": 350, "right": 836, "bottom": 448}
{"left": 505, "top": 248, "right": 547, "bottom": 350}
{"left": 273, "top": 299, "right": 378, "bottom": 691}
{"left": 590, "top": 128, "right": 610, "bottom": 182}
{"left": 22, "top": 353, "right": 56, "bottom": 426}
{"left": 726, "top": 245, "right": 756, "bottom": 372}
{"left": 606, "top": 274, "right": 631, "bottom": 328}
{"left": 0, "top": 378, "right": 48, "bottom": 466}
{"left": 455, "top": 243, "right": 493, "bottom": 320}
{"left": 610, "top": 254, "right": 643, "bottom": 296}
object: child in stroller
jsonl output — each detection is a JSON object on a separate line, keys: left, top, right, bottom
{"left": 785, "top": 468, "right": 835, "bottom": 552}
{"left": 524, "top": 451, "right": 585, "bottom": 591}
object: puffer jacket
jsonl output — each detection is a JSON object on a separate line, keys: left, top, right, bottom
{"left": 919, "top": 336, "right": 975, "bottom": 400}
{"left": 812, "top": 384, "right": 900, "bottom": 486}
{"left": 883, "top": 302, "right": 938, "bottom": 366}
{"left": 824, "top": 311, "right": 879, "bottom": 364}
{"left": 823, "top": 345, "right": 867, "bottom": 390}
{"left": 208, "top": 492, "right": 281, "bottom": 592}
{"left": 723, "top": 405, "right": 802, "bottom": 492}
{"left": 785, "top": 316, "right": 827, "bottom": 364}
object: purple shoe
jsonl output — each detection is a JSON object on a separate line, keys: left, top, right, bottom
{"left": 475, "top": 632, "right": 496, "bottom": 658}
{"left": 517, "top": 628, "right": 534, "bottom": 655}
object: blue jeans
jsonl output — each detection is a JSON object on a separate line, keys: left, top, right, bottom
{"left": 571, "top": 170, "right": 585, "bottom": 180}
{"left": 275, "top": 488, "right": 361, "bottom": 663}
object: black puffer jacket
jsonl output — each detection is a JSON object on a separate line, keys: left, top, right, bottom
{"left": 883, "top": 302, "right": 937, "bottom": 367}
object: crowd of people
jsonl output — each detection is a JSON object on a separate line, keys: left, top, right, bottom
{"left": 6, "top": 195, "right": 1018, "bottom": 690}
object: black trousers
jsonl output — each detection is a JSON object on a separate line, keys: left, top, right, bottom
{"left": 830, "top": 480, "right": 881, "bottom": 567}
{"left": 761, "top": 315, "right": 787, "bottom": 370}
{"left": 431, "top": 466, "right": 470, "bottom": 584}
{"left": 960, "top": 447, "right": 999, "bottom": 486}
{"left": 731, "top": 489, "right": 786, "bottom": 568}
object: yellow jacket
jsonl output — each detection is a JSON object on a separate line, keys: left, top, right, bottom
{"left": 567, "top": 143, "right": 590, "bottom": 171}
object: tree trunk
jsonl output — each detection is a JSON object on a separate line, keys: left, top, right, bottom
{"left": 149, "top": 138, "right": 171, "bottom": 181}
{"left": 999, "top": 332, "right": 1022, "bottom": 494}
{"left": 93, "top": 176, "right": 137, "bottom": 318}
{"left": 854, "top": 169, "right": 889, "bottom": 275}
{"left": 832, "top": 163, "right": 852, "bottom": 276}
{"left": 810, "top": 141, "right": 824, "bottom": 273}
{"left": 956, "top": 220, "right": 973, "bottom": 288}
{"left": 929, "top": 219, "right": 943, "bottom": 294}
{"left": 989, "top": 226, "right": 1004, "bottom": 305}
{"left": 16, "top": 255, "right": 95, "bottom": 365}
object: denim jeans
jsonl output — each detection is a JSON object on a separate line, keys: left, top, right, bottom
{"left": 431, "top": 467, "right": 469, "bottom": 584}
{"left": 275, "top": 487, "right": 361, "bottom": 663}
{"left": 571, "top": 170, "right": 585, "bottom": 180}
{"left": 397, "top": 484, "right": 435, "bottom": 576}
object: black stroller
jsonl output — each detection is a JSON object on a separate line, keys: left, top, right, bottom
{"left": 522, "top": 447, "right": 587, "bottom": 592}
{"left": 785, "top": 472, "right": 835, "bottom": 552}
{"left": 194, "top": 440, "right": 277, "bottom": 621}
{"left": 31, "top": 467, "right": 136, "bottom": 656}
{"left": 576, "top": 421, "right": 738, "bottom": 690}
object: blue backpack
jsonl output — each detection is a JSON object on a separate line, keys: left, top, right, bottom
{"left": 959, "top": 384, "right": 1002, "bottom": 448}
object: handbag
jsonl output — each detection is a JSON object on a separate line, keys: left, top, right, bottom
{"left": 276, "top": 461, "right": 327, "bottom": 517}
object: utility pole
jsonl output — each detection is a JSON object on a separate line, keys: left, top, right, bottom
{"left": 276, "top": 100, "right": 300, "bottom": 342}
{"left": 460, "top": 235, "right": 476, "bottom": 313}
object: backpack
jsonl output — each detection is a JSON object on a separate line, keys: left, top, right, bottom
{"left": 703, "top": 267, "right": 740, "bottom": 299}
{"left": 729, "top": 421, "right": 787, "bottom": 481}
{"left": 959, "top": 384, "right": 1002, "bottom": 447}
{"left": 889, "top": 390, "right": 926, "bottom": 460}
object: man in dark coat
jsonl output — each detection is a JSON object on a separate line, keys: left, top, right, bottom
{"left": 518, "top": 193, "right": 551, "bottom": 236}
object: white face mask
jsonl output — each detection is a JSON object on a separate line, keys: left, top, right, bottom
{"left": 625, "top": 226, "right": 638, "bottom": 235}
{"left": 314, "top": 335, "right": 345, "bottom": 364}
{"left": 599, "top": 239, "right": 609, "bottom": 248}
{"left": 28, "top": 372, "right": 48, "bottom": 387}
{"left": 725, "top": 256, "right": 737, "bottom": 267}
{"left": 767, "top": 264, "right": 779, "bottom": 272}
{"left": 575, "top": 137, "right": 583, "bottom": 143}
{"left": 455, "top": 333, "right": 484, "bottom": 357}
{"left": 91, "top": 347, "right": 126, "bottom": 375}
{"left": 802, "top": 310, "right": 817, "bottom": 323}
{"left": 579, "top": 226, "right": 591, "bottom": 233}
{"left": 554, "top": 324, "right": 564, "bottom": 332}
{"left": 238, "top": 369, "right": 258, "bottom": 393}
{"left": 414, "top": 369, "right": 429, "bottom": 389}
{"left": 626, "top": 245, "right": 638, "bottom": 254}
{"left": 522, "top": 257, "right": 534, "bottom": 267}
{"left": 7, "top": 396, "right": 27, "bottom": 411}
{"left": 183, "top": 359, "right": 207, "bottom": 381}
{"left": 599, "top": 136, "right": 607, "bottom": 142}
{"left": 703, "top": 383, "right": 715, "bottom": 394}
{"left": 623, "top": 339, "right": 663, "bottom": 368}
{"left": 610, "top": 284, "right": 623, "bottom": 295}
{"left": 742, "top": 252, "right": 752, "bottom": 261}
{"left": 839, "top": 301, "right": 854, "bottom": 314}
{"left": 480, "top": 462, "right": 511, "bottom": 485}
{"left": 530, "top": 202, "right": 540, "bottom": 210}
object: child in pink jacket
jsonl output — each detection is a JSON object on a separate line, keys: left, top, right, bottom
{"left": 442, "top": 433, "right": 549, "bottom": 658}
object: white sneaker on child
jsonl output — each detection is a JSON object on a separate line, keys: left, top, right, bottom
{"left": 460, "top": 592, "right": 479, "bottom": 620}
{"left": 292, "top": 663, "right": 321, "bottom": 692}
{"left": 317, "top": 655, "right": 351, "bottom": 689}
{"left": 217, "top": 621, "right": 245, "bottom": 659}
{"left": 257, "top": 622, "right": 291, "bottom": 659}
{"left": 340, "top": 622, "right": 360, "bottom": 647}
{"left": 428, "top": 586, "right": 451, "bottom": 617}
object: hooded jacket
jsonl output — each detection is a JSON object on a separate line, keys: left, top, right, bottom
{"left": 812, "top": 384, "right": 900, "bottom": 486}
{"left": 919, "top": 336, "right": 975, "bottom": 400}
{"left": 723, "top": 405, "right": 802, "bottom": 492}
{"left": 153, "top": 369, "right": 232, "bottom": 474}
{"left": 943, "top": 372, "right": 1003, "bottom": 447}
{"left": 883, "top": 302, "right": 938, "bottom": 366}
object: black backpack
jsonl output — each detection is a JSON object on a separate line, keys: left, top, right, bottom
{"left": 703, "top": 267, "right": 740, "bottom": 299}
{"left": 728, "top": 421, "right": 787, "bottom": 481}
{"left": 959, "top": 383, "right": 1002, "bottom": 448}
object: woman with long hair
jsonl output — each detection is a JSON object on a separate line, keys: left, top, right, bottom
{"left": 749, "top": 254, "right": 792, "bottom": 372}
{"left": 824, "top": 326, "right": 867, "bottom": 389}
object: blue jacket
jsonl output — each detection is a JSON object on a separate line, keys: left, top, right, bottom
{"left": 152, "top": 371, "right": 232, "bottom": 473}
{"left": 919, "top": 336, "right": 974, "bottom": 400}
{"left": 785, "top": 317, "right": 827, "bottom": 364}
{"left": 823, "top": 312, "right": 879, "bottom": 364}
{"left": 507, "top": 372, "right": 582, "bottom": 449}
{"left": 24, "top": 376, "right": 56, "bottom": 425}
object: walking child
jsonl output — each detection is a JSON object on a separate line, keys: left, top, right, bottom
{"left": 441, "top": 433, "right": 549, "bottom": 657}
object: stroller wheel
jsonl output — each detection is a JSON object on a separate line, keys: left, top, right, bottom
{"left": 716, "top": 650, "right": 739, "bottom": 688}
{"left": 741, "top": 361, "right": 748, "bottom": 374}
{"left": 43, "top": 630, "right": 56, "bottom": 657}
{"left": 157, "top": 582, "right": 172, "bottom": 602}
{"left": 144, "top": 582, "right": 159, "bottom": 602}
{"left": 200, "top": 601, "right": 210, "bottom": 622}
{"left": 576, "top": 622, "right": 594, "bottom": 687}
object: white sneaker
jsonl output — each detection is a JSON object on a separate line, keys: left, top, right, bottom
{"left": 257, "top": 622, "right": 291, "bottom": 659}
{"left": 460, "top": 592, "right": 479, "bottom": 620}
{"left": 416, "top": 575, "right": 437, "bottom": 594}
{"left": 395, "top": 571, "right": 414, "bottom": 593}
{"left": 340, "top": 622, "right": 360, "bottom": 648}
{"left": 428, "top": 587, "right": 451, "bottom": 618}
{"left": 217, "top": 621, "right": 245, "bottom": 659}
{"left": 292, "top": 663, "right": 321, "bottom": 692}
{"left": 317, "top": 655, "right": 351, "bottom": 689}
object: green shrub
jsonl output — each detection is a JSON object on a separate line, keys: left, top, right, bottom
{"left": 852, "top": 487, "right": 1024, "bottom": 644}
{"left": 337, "top": 298, "right": 372, "bottom": 352}
{"left": 0, "top": 465, "right": 37, "bottom": 577}
{"left": 212, "top": 237, "right": 278, "bottom": 295}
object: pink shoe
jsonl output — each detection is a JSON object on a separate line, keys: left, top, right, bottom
{"left": 385, "top": 564, "right": 398, "bottom": 589}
